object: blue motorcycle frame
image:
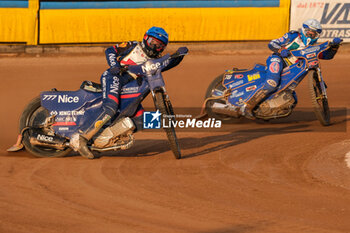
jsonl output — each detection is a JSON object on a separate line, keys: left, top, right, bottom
{"left": 9, "top": 53, "right": 185, "bottom": 159}
{"left": 204, "top": 41, "right": 332, "bottom": 125}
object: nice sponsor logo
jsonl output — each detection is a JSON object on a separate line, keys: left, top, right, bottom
{"left": 43, "top": 94, "right": 80, "bottom": 103}
{"left": 143, "top": 110, "right": 222, "bottom": 130}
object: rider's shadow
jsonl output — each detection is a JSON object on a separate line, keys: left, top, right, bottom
{"left": 179, "top": 124, "right": 312, "bottom": 159}
{"left": 180, "top": 108, "right": 347, "bottom": 159}
{"left": 100, "top": 124, "right": 309, "bottom": 159}
{"left": 98, "top": 108, "right": 347, "bottom": 159}
{"left": 99, "top": 138, "right": 171, "bottom": 158}
{"left": 262, "top": 108, "right": 346, "bottom": 124}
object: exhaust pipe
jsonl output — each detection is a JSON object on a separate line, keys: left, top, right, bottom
{"left": 29, "top": 137, "right": 67, "bottom": 150}
{"left": 29, "top": 131, "right": 68, "bottom": 150}
{"left": 211, "top": 102, "right": 240, "bottom": 117}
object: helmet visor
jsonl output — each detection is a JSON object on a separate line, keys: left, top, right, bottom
{"left": 304, "top": 28, "right": 319, "bottom": 39}
{"left": 146, "top": 36, "right": 166, "bottom": 52}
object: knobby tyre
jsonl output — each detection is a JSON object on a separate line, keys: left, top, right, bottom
{"left": 19, "top": 97, "right": 72, "bottom": 157}
{"left": 154, "top": 91, "right": 181, "bottom": 159}
{"left": 205, "top": 73, "right": 242, "bottom": 123}
{"left": 308, "top": 70, "right": 331, "bottom": 126}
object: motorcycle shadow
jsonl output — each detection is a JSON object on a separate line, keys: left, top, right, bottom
{"left": 67, "top": 108, "right": 347, "bottom": 159}
{"left": 256, "top": 108, "right": 346, "bottom": 125}
{"left": 180, "top": 108, "right": 348, "bottom": 159}
{"left": 92, "top": 139, "right": 173, "bottom": 158}
{"left": 90, "top": 124, "right": 310, "bottom": 159}
{"left": 180, "top": 124, "right": 310, "bottom": 159}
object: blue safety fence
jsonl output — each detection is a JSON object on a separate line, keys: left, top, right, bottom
{"left": 0, "top": 0, "right": 28, "bottom": 8}
{"left": 40, "top": 0, "right": 280, "bottom": 9}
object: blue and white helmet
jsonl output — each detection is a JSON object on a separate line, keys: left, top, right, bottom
{"left": 301, "top": 19, "right": 322, "bottom": 46}
{"left": 141, "top": 26, "right": 169, "bottom": 58}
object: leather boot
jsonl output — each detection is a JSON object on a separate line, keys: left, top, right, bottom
{"left": 70, "top": 114, "right": 111, "bottom": 159}
{"left": 77, "top": 135, "right": 94, "bottom": 159}
{"left": 240, "top": 89, "right": 268, "bottom": 119}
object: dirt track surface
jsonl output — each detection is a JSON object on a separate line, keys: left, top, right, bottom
{"left": 1, "top": 49, "right": 350, "bottom": 233}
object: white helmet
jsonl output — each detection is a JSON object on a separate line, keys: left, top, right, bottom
{"left": 301, "top": 19, "right": 322, "bottom": 45}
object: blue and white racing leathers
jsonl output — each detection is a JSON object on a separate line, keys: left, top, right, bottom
{"left": 264, "top": 30, "right": 339, "bottom": 95}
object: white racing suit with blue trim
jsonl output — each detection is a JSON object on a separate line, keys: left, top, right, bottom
{"left": 244, "top": 30, "right": 339, "bottom": 116}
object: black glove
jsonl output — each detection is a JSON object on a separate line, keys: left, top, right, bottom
{"left": 136, "top": 76, "right": 143, "bottom": 86}
{"left": 330, "top": 37, "right": 343, "bottom": 48}
{"left": 280, "top": 49, "right": 291, "bottom": 58}
{"left": 110, "top": 66, "right": 128, "bottom": 75}
{"left": 176, "top": 47, "right": 188, "bottom": 55}
{"left": 171, "top": 47, "right": 189, "bottom": 58}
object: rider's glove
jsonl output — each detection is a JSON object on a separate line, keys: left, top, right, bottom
{"left": 110, "top": 66, "right": 128, "bottom": 75}
{"left": 172, "top": 47, "right": 189, "bottom": 58}
{"left": 280, "top": 49, "right": 291, "bottom": 58}
{"left": 136, "top": 76, "right": 143, "bottom": 86}
{"left": 330, "top": 37, "right": 343, "bottom": 48}
{"left": 110, "top": 66, "right": 120, "bottom": 75}
{"left": 177, "top": 47, "right": 188, "bottom": 55}
{"left": 120, "top": 66, "right": 129, "bottom": 73}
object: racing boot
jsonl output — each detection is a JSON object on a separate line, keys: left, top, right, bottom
{"left": 239, "top": 89, "right": 269, "bottom": 120}
{"left": 70, "top": 114, "right": 111, "bottom": 159}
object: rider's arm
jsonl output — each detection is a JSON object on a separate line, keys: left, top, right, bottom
{"left": 319, "top": 47, "right": 338, "bottom": 60}
{"left": 105, "top": 41, "right": 134, "bottom": 68}
{"left": 161, "top": 47, "right": 188, "bottom": 72}
{"left": 268, "top": 38, "right": 283, "bottom": 53}
{"left": 268, "top": 31, "right": 299, "bottom": 53}
{"left": 161, "top": 55, "right": 185, "bottom": 72}
{"left": 105, "top": 46, "right": 120, "bottom": 68}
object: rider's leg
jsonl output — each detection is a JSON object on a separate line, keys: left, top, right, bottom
{"left": 70, "top": 71, "right": 121, "bottom": 159}
{"left": 70, "top": 110, "right": 112, "bottom": 159}
{"left": 92, "top": 102, "right": 144, "bottom": 149}
{"left": 240, "top": 55, "right": 283, "bottom": 119}
{"left": 131, "top": 106, "right": 145, "bottom": 132}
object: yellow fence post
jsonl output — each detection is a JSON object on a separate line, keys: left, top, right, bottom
{"left": 28, "top": 0, "right": 39, "bottom": 45}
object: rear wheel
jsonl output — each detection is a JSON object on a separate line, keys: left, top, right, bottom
{"left": 204, "top": 74, "right": 233, "bottom": 120}
{"left": 154, "top": 91, "right": 181, "bottom": 159}
{"left": 205, "top": 74, "right": 242, "bottom": 123}
{"left": 308, "top": 70, "right": 330, "bottom": 126}
{"left": 19, "top": 97, "right": 72, "bottom": 157}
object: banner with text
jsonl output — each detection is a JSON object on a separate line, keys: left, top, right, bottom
{"left": 291, "top": 0, "right": 350, "bottom": 42}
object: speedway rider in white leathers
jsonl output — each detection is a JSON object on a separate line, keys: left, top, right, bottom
{"left": 239, "top": 19, "right": 342, "bottom": 118}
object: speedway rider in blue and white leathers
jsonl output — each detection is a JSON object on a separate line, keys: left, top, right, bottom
{"left": 70, "top": 27, "right": 187, "bottom": 159}
{"left": 240, "top": 19, "right": 342, "bottom": 119}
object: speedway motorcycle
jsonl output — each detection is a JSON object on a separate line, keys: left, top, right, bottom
{"left": 8, "top": 51, "right": 188, "bottom": 159}
{"left": 203, "top": 41, "right": 338, "bottom": 126}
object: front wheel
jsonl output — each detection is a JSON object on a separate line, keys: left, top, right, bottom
{"left": 154, "top": 91, "right": 181, "bottom": 159}
{"left": 19, "top": 97, "right": 72, "bottom": 157}
{"left": 308, "top": 70, "right": 331, "bottom": 126}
